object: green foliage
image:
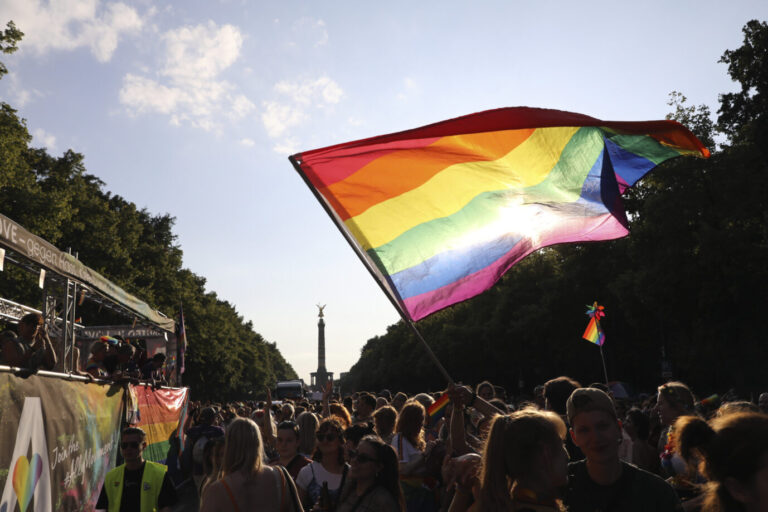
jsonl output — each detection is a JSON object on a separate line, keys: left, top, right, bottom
{"left": 666, "top": 91, "right": 716, "bottom": 150}
{"left": 0, "top": 23, "right": 296, "bottom": 400}
{"left": 343, "top": 21, "right": 768, "bottom": 397}
{"left": 718, "top": 20, "right": 768, "bottom": 148}
{"left": 0, "top": 21, "right": 23, "bottom": 80}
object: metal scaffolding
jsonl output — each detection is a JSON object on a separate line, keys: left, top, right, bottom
{"left": 1, "top": 233, "right": 172, "bottom": 374}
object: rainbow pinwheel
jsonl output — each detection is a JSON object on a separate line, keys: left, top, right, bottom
{"left": 583, "top": 302, "right": 605, "bottom": 346}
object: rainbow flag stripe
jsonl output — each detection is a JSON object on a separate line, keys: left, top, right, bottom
{"left": 291, "top": 107, "right": 708, "bottom": 321}
{"left": 132, "top": 385, "right": 189, "bottom": 463}
{"left": 583, "top": 317, "right": 605, "bottom": 346}
{"left": 427, "top": 393, "right": 450, "bottom": 425}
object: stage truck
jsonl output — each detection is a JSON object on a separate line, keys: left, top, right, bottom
{"left": 274, "top": 379, "right": 309, "bottom": 400}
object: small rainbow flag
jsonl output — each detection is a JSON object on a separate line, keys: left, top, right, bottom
{"left": 100, "top": 335, "right": 119, "bottom": 346}
{"left": 427, "top": 393, "right": 450, "bottom": 425}
{"left": 583, "top": 302, "right": 605, "bottom": 346}
{"left": 290, "top": 107, "right": 708, "bottom": 321}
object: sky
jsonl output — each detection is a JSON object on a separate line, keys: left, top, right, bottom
{"left": 0, "top": 0, "right": 766, "bottom": 383}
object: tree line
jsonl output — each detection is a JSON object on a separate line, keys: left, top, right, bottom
{"left": 341, "top": 20, "right": 768, "bottom": 398}
{"left": 0, "top": 22, "right": 297, "bottom": 400}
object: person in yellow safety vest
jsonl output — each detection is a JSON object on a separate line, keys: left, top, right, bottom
{"left": 96, "top": 427, "right": 178, "bottom": 512}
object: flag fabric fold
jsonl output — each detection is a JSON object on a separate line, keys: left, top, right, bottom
{"left": 291, "top": 107, "right": 708, "bottom": 321}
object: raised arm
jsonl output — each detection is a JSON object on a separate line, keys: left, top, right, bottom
{"left": 321, "top": 379, "right": 332, "bottom": 418}
{"left": 454, "top": 385, "right": 504, "bottom": 418}
{"left": 37, "top": 327, "right": 57, "bottom": 370}
{"left": 447, "top": 386, "right": 471, "bottom": 456}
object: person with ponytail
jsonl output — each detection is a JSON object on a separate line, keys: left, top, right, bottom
{"left": 451, "top": 407, "right": 569, "bottom": 512}
{"left": 657, "top": 382, "right": 706, "bottom": 507}
{"left": 675, "top": 412, "right": 768, "bottom": 512}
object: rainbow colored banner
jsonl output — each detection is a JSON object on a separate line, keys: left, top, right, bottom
{"left": 427, "top": 393, "right": 450, "bottom": 426}
{"left": 291, "top": 107, "right": 708, "bottom": 321}
{"left": 0, "top": 373, "right": 123, "bottom": 511}
{"left": 130, "top": 385, "right": 189, "bottom": 463}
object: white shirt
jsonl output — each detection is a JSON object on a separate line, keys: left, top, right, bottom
{"left": 390, "top": 433, "right": 421, "bottom": 463}
{"left": 295, "top": 460, "right": 343, "bottom": 491}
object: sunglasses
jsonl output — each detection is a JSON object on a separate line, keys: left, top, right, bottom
{"left": 121, "top": 441, "right": 140, "bottom": 449}
{"left": 316, "top": 433, "right": 339, "bottom": 442}
{"left": 349, "top": 450, "right": 378, "bottom": 464}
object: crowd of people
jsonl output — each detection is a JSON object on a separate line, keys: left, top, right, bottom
{"left": 5, "top": 319, "right": 765, "bottom": 512}
{"left": 155, "top": 378, "right": 768, "bottom": 512}
{"left": 0, "top": 311, "right": 170, "bottom": 384}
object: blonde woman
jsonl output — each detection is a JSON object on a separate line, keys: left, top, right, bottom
{"left": 200, "top": 417, "right": 302, "bottom": 512}
{"left": 296, "top": 411, "right": 319, "bottom": 458}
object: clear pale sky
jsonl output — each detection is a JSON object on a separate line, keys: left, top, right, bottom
{"left": 1, "top": 1, "right": 766, "bottom": 382}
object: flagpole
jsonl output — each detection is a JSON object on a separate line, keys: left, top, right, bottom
{"left": 288, "top": 155, "right": 454, "bottom": 385}
{"left": 177, "top": 301, "right": 183, "bottom": 387}
{"left": 599, "top": 344, "right": 609, "bottom": 386}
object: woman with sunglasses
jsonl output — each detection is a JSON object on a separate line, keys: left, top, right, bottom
{"left": 337, "top": 435, "right": 405, "bottom": 511}
{"left": 297, "top": 417, "right": 350, "bottom": 509}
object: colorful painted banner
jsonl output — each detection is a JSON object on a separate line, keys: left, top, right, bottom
{"left": 129, "top": 385, "right": 189, "bottom": 463}
{"left": 0, "top": 372, "right": 123, "bottom": 512}
{"left": 291, "top": 107, "right": 709, "bottom": 321}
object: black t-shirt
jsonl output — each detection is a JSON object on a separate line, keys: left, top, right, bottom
{"left": 565, "top": 460, "right": 682, "bottom": 512}
{"left": 96, "top": 462, "right": 178, "bottom": 511}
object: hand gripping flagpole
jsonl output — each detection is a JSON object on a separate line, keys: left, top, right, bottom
{"left": 289, "top": 155, "right": 454, "bottom": 385}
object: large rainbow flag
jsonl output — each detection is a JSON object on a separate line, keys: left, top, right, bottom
{"left": 290, "top": 107, "right": 709, "bottom": 321}
{"left": 130, "top": 385, "right": 189, "bottom": 463}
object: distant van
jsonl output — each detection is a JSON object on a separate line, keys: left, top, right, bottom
{"left": 275, "top": 380, "right": 306, "bottom": 400}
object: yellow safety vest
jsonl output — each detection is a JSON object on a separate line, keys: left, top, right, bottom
{"left": 104, "top": 460, "right": 167, "bottom": 512}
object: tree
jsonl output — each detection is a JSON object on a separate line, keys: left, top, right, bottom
{"left": 0, "top": 22, "right": 297, "bottom": 400}
{"left": 666, "top": 91, "right": 717, "bottom": 151}
{"left": 718, "top": 20, "right": 768, "bottom": 149}
{"left": 0, "top": 21, "right": 23, "bottom": 80}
